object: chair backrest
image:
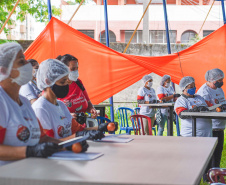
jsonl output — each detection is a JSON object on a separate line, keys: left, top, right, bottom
{"left": 116, "top": 107, "right": 134, "bottom": 128}
{"left": 208, "top": 168, "right": 226, "bottom": 183}
{"left": 96, "top": 116, "right": 111, "bottom": 125}
{"left": 133, "top": 107, "right": 140, "bottom": 115}
{"left": 130, "top": 115, "right": 153, "bottom": 135}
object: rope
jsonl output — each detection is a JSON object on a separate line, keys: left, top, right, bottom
{"left": 123, "top": 0, "right": 152, "bottom": 53}
{"left": 198, "top": 0, "right": 216, "bottom": 36}
{"left": 67, "top": 0, "right": 85, "bottom": 25}
{"left": 0, "top": 0, "right": 21, "bottom": 35}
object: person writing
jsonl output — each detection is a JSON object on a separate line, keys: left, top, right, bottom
{"left": 0, "top": 43, "right": 61, "bottom": 166}
{"left": 32, "top": 59, "right": 105, "bottom": 141}
{"left": 20, "top": 59, "right": 41, "bottom": 104}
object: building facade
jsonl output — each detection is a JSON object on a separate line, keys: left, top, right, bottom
{"left": 61, "top": 0, "right": 224, "bottom": 44}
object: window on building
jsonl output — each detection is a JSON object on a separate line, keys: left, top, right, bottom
{"left": 78, "top": 30, "right": 94, "bottom": 39}
{"left": 150, "top": 30, "right": 176, "bottom": 43}
{"left": 124, "top": 30, "right": 142, "bottom": 43}
{"left": 181, "top": 30, "right": 196, "bottom": 43}
{"left": 100, "top": 30, "right": 117, "bottom": 43}
{"left": 203, "top": 30, "right": 214, "bottom": 37}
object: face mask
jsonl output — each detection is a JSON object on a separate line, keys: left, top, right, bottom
{"left": 214, "top": 81, "right": 223, "bottom": 88}
{"left": 51, "top": 84, "right": 69, "bottom": 98}
{"left": 165, "top": 82, "right": 170, "bottom": 88}
{"left": 147, "top": 82, "right": 153, "bottom": 88}
{"left": 69, "top": 70, "right": 79, "bottom": 81}
{"left": 33, "top": 69, "right": 38, "bottom": 78}
{"left": 11, "top": 63, "right": 33, "bottom": 86}
{"left": 187, "top": 87, "right": 196, "bottom": 95}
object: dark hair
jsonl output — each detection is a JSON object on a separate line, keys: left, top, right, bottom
{"left": 56, "top": 54, "right": 78, "bottom": 66}
{"left": 27, "top": 59, "right": 38, "bottom": 67}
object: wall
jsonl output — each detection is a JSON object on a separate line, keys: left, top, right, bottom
{"left": 18, "top": 40, "right": 190, "bottom": 108}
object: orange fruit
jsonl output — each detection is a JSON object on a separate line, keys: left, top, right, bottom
{"left": 107, "top": 122, "right": 116, "bottom": 132}
{"left": 216, "top": 107, "right": 221, "bottom": 112}
{"left": 72, "top": 143, "right": 82, "bottom": 153}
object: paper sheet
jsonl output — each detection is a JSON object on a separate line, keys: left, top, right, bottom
{"left": 95, "top": 135, "right": 133, "bottom": 143}
{"left": 48, "top": 151, "right": 103, "bottom": 161}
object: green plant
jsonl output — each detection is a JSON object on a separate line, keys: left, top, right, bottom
{"left": 0, "top": 0, "right": 61, "bottom": 34}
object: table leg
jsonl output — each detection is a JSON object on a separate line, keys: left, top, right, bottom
{"left": 167, "top": 107, "right": 174, "bottom": 136}
{"left": 192, "top": 118, "right": 196, "bottom": 137}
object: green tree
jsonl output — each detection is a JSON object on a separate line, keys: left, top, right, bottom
{"left": 0, "top": 0, "right": 61, "bottom": 34}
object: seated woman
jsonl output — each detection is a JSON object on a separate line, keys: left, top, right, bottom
{"left": 57, "top": 54, "right": 118, "bottom": 133}
{"left": 174, "top": 76, "right": 212, "bottom": 137}
{"left": 32, "top": 59, "right": 105, "bottom": 141}
{"left": 19, "top": 59, "right": 41, "bottom": 104}
{"left": 137, "top": 75, "right": 157, "bottom": 135}
{"left": 0, "top": 43, "right": 61, "bottom": 166}
{"left": 157, "top": 75, "right": 180, "bottom": 136}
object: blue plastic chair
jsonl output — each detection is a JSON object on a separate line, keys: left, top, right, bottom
{"left": 96, "top": 116, "right": 111, "bottom": 125}
{"left": 116, "top": 107, "right": 134, "bottom": 134}
{"left": 133, "top": 107, "right": 157, "bottom": 136}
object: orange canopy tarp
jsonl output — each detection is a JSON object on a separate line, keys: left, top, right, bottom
{"left": 25, "top": 17, "right": 226, "bottom": 104}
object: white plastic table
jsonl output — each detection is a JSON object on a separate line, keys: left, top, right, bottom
{"left": 180, "top": 112, "right": 226, "bottom": 136}
{"left": 0, "top": 135, "right": 217, "bottom": 185}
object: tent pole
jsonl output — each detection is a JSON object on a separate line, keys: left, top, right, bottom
{"left": 103, "top": 0, "right": 114, "bottom": 122}
{"left": 221, "top": 0, "right": 226, "bottom": 24}
{"left": 162, "top": 0, "right": 175, "bottom": 89}
{"left": 47, "top": 0, "right": 52, "bottom": 21}
{"left": 162, "top": 0, "right": 171, "bottom": 54}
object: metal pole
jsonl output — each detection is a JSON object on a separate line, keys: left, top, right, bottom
{"left": 162, "top": 0, "right": 171, "bottom": 54}
{"left": 103, "top": 0, "right": 114, "bottom": 122}
{"left": 221, "top": 0, "right": 226, "bottom": 24}
{"left": 47, "top": 0, "right": 52, "bottom": 21}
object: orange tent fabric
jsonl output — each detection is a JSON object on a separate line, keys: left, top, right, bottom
{"left": 25, "top": 17, "right": 226, "bottom": 104}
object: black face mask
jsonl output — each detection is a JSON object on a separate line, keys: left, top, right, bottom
{"left": 214, "top": 81, "right": 223, "bottom": 88}
{"left": 51, "top": 84, "right": 69, "bottom": 98}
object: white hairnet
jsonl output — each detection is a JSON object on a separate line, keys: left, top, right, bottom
{"left": 142, "top": 75, "right": 152, "bottom": 84}
{"left": 179, "top": 76, "right": 195, "bottom": 91}
{"left": 160, "top": 75, "right": 171, "bottom": 86}
{"left": 0, "top": 42, "right": 23, "bottom": 82}
{"left": 205, "top": 68, "right": 224, "bottom": 82}
{"left": 37, "top": 59, "right": 69, "bottom": 91}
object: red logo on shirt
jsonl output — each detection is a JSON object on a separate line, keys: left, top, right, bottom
{"left": 57, "top": 126, "right": 65, "bottom": 138}
{"left": 64, "top": 100, "right": 72, "bottom": 108}
{"left": 17, "top": 125, "right": 30, "bottom": 142}
{"left": 215, "top": 99, "right": 219, "bottom": 104}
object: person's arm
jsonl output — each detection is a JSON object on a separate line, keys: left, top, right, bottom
{"left": 0, "top": 145, "right": 26, "bottom": 161}
{"left": 159, "top": 94, "right": 174, "bottom": 102}
{"left": 137, "top": 88, "right": 148, "bottom": 104}
{"left": 77, "top": 80, "right": 97, "bottom": 118}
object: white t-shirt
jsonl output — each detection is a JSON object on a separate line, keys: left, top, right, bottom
{"left": 32, "top": 97, "right": 73, "bottom": 139}
{"left": 20, "top": 80, "right": 41, "bottom": 101}
{"left": 157, "top": 86, "right": 174, "bottom": 116}
{"left": 174, "top": 95, "right": 212, "bottom": 137}
{"left": 0, "top": 86, "right": 42, "bottom": 166}
{"left": 197, "top": 83, "right": 226, "bottom": 129}
{"left": 137, "top": 87, "right": 157, "bottom": 117}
